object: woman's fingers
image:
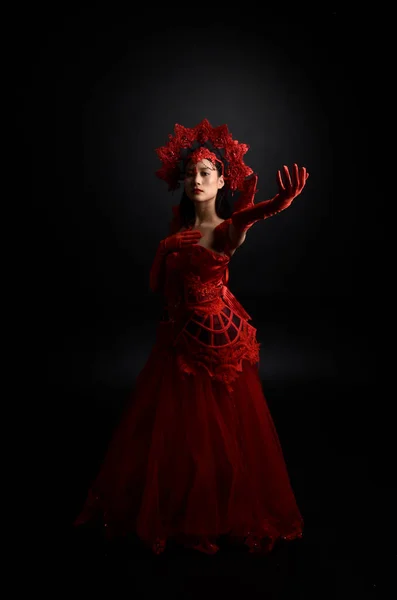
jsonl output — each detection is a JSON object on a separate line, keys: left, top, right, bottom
{"left": 292, "top": 163, "right": 300, "bottom": 187}
{"left": 283, "top": 165, "right": 293, "bottom": 187}
{"left": 180, "top": 230, "right": 203, "bottom": 246}
{"left": 276, "top": 169, "right": 285, "bottom": 191}
{"left": 299, "top": 166, "right": 307, "bottom": 188}
{"left": 182, "top": 231, "right": 202, "bottom": 239}
{"left": 278, "top": 164, "right": 309, "bottom": 192}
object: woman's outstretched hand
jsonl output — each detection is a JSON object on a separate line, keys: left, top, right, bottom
{"left": 231, "top": 163, "right": 310, "bottom": 234}
{"left": 276, "top": 164, "right": 309, "bottom": 206}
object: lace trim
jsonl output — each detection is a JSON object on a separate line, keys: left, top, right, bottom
{"left": 74, "top": 495, "right": 303, "bottom": 555}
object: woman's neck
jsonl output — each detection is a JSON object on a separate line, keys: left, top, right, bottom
{"left": 194, "top": 200, "right": 218, "bottom": 227}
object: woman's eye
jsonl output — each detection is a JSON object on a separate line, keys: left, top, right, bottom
{"left": 186, "top": 171, "right": 210, "bottom": 177}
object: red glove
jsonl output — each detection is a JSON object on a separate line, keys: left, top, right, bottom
{"left": 231, "top": 164, "right": 309, "bottom": 233}
{"left": 149, "top": 229, "right": 202, "bottom": 292}
{"left": 162, "top": 229, "right": 202, "bottom": 252}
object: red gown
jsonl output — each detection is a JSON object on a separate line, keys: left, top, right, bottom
{"left": 74, "top": 219, "right": 303, "bottom": 554}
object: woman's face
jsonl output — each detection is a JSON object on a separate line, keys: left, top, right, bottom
{"left": 184, "top": 159, "right": 224, "bottom": 202}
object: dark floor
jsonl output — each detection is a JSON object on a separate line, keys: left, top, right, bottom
{"left": 57, "top": 380, "right": 395, "bottom": 598}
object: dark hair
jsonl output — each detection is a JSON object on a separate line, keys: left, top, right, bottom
{"left": 178, "top": 161, "right": 232, "bottom": 229}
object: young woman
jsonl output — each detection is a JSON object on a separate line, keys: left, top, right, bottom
{"left": 74, "top": 118, "right": 309, "bottom": 555}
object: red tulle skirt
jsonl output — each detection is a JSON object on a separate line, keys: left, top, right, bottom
{"left": 74, "top": 333, "right": 303, "bottom": 554}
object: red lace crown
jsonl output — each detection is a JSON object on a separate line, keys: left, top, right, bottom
{"left": 155, "top": 118, "right": 253, "bottom": 193}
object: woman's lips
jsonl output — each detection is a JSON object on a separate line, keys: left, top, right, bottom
{"left": 193, "top": 189, "right": 203, "bottom": 193}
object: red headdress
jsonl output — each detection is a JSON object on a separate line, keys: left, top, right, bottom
{"left": 155, "top": 118, "right": 253, "bottom": 193}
